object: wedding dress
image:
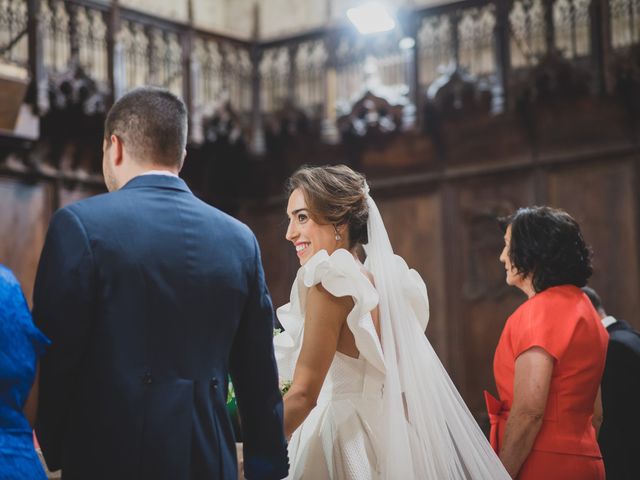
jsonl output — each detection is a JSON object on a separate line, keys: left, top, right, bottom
{"left": 274, "top": 192, "right": 510, "bottom": 479}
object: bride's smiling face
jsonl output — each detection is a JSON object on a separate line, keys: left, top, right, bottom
{"left": 286, "top": 188, "right": 342, "bottom": 266}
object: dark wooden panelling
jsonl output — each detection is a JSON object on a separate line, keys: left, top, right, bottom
{"left": 0, "top": 176, "right": 53, "bottom": 305}
{"left": 445, "top": 172, "right": 537, "bottom": 415}
{"left": 377, "top": 190, "right": 448, "bottom": 362}
{"left": 238, "top": 203, "right": 299, "bottom": 312}
{"left": 0, "top": 177, "right": 102, "bottom": 305}
{"left": 534, "top": 100, "right": 632, "bottom": 159}
{"left": 546, "top": 158, "right": 640, "bottom": 329}
{"left": 361, "top": 132, "right": 437, "bottom": 174}
{"left": 443, "top": 113, "right": 532, "bottom": 166}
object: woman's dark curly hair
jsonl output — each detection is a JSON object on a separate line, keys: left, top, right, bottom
{"left": 500, "top": 206, "right": 593, "bottom": 293}
{"left": 286, "top": 164, "right": 369, "bottom": 249}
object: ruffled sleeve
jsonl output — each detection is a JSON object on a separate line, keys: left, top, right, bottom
{"left": 274, "top": 249, "right": 384, "bottom": 381}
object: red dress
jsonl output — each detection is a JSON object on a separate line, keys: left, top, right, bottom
{"left": 487, "top": 285, "right": 608, "bottom": 479}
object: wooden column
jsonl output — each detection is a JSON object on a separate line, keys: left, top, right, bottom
{"left": 146, "top": 25, "right": 157, "bottom": 86}
{"left": 107, "top": 0, "right": 121, "bottom": 103}
{"left": 66, "top": 1, "right": 79, "bottom": 64}
{"left": 321, "top": 32, "right": 339, "bottom": 144}
{"left": 250, "top": 3, "right": 265, "bottom": 155}
{"left": 182, "top": 0, "right": 195, "bottom": 140}
{"left": 27, "top": 0, "right": 46, "bottom": 113}
{"left": 451, "top": 11, "right": 461, "bottom": 69}
{"left": 404, "top": 14, "right": 419, "bottom": 128}
{"left": 596, "top": 0, "right": 614, "bottom": 94}
{"left": 287, "top": 44, "right": 298, "bottom": 105}
{"left": 543, "top": 0, "right": 556, "bottom": 54}
{"left": 495, "top": 0, "right": 512, "bottom": 110}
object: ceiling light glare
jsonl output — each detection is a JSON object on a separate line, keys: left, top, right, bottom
{"left": 347, "top": 2, "right": 396, "bottom": 35}
{"left": 399, "top": 37, "right": 415, "bottom": 50}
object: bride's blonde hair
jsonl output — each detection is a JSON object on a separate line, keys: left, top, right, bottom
{"left": 286, "top": 165, "right": 369, "bottom": 249}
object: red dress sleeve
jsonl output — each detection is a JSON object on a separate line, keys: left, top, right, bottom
{"left": 512, "top": 295, "right": 578, "bottom": 361}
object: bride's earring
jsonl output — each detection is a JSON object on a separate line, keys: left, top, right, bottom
{"left": 334, "top": 225, "right": 342, "bottom": 242}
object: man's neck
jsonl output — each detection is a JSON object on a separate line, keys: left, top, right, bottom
{"left": 122, "top": 164, "right": 180, "bottom": 185}
{"left": 138, "top": 169, "right": 179, "bottom": 177}
{"left": 133, "top": 160, "right": 179, "bottom": 175}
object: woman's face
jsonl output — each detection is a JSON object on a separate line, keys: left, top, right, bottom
{"left": 499, "top": 225, "right": 528, "bottom": 291}
{"left": 286, "top": 188, "right": 342, "bottom": 266}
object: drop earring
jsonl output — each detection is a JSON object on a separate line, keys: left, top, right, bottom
{"left": 334, "top": 225, "right": 342, "bottom": 242}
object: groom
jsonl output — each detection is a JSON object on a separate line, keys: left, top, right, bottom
{"left": 32, "top": 87, "right": 288, "bottom": 479}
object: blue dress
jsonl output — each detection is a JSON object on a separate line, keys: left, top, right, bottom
{"left": 0, "top": 265, "right": 50, "bottom": 479}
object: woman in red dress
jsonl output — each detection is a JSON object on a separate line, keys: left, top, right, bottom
{"left": 488, "top": 206, "right": 608, "bottom": 479}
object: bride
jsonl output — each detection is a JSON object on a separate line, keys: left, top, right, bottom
{"left": 274, "top": 165, "right": 509, "bottom": 479}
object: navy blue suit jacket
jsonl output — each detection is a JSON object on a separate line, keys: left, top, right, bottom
{"left": 33, "top": 175, "right": 288, "bottom": 480}
{"left": 599, "top": 319, "right": 640, "bottom": 480}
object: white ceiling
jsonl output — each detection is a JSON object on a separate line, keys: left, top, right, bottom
{"left": 120, "top": 0, "right": 449, "bottom": 40}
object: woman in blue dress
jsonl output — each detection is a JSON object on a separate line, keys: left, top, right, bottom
{"left": 0, "top": 265, "right": 50, "bottom": 479}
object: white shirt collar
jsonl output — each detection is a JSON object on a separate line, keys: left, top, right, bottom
{"left": 601, "top": 315, "right": 617, "bottom": 329}
{"left": 138, "top": 170, "right": 179, "bottom": 178}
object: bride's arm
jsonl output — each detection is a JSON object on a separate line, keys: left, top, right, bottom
{"left": 283, "top": 284, "right": 352, "bottom": 439}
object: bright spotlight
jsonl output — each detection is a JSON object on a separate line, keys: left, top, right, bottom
{"left": 399, "top": 37, "right": 415, "bottom": 50}
{"left": 347, "top": 2, "right": 396, "bottom": 35}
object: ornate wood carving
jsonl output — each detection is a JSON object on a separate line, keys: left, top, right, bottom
{"left": 512, "top": 51, "right": 630, "bottom": 154}
{"left": 35, "top": 61, "right": 108, "bottom": 178}
{"left": 338, "top": 90, "right": 407, "bottom": 139}
{"left": 611, "top": 44, "right": 640, "bottom": 133}
{"left": 422, "top": 66, "right": 518, "bottom": 163}
{"left": 181, "top": 100, "right": 250, "bottom": 215}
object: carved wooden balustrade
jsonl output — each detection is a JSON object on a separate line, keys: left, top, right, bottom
{"left": 0, "top": 0, "right": 639, "bottom": 192}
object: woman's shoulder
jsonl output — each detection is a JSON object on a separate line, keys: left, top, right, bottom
{"left": 508, "top": 285, "right": 588, "bottom": 336}
{"left": 522, "top": 285, "right": 584, "bottom": 314}
{"left": 502, "top": 286, "right": 593, "bottom": 361}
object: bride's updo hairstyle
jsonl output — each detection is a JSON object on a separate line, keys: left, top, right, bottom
{"left": 286, "top": 165, "right": 369, "bottom": 249}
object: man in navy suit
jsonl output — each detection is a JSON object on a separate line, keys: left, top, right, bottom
{"left": 33, "top": 87, "right": 288, "bottom": 479}
{"left": 583, "top": 287, "right": 640, "bottom": 480}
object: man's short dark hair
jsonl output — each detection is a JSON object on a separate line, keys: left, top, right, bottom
{"left": 499, "top": 206, "right": 593, "bottom": 293}
{"left": 582, "top": 286, "right": 603, "bottom": 311}
{"left": 104, "top": 86, "right": 187, "bottom": 167}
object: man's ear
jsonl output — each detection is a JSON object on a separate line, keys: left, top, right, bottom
{"left": 110, "top": 134, "right": 124, "bottom": 166}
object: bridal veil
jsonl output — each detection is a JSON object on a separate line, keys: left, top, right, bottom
{"left": 362, "top": 188, "right": 509, "bottom": 479}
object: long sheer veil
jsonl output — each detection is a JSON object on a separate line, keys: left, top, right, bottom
{"left": 362, "top": 189, "right": 510, "bottom": 479}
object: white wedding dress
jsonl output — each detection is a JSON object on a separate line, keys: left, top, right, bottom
{"left": 275, "top": 249, "right": 386, "bottom": 479}
{"left": 274, "top": 193, "right": 510, "bottom": 479}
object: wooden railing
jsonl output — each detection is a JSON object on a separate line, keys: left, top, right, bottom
{"left": 1, "top": 0, "right": 639, "bottom": 149}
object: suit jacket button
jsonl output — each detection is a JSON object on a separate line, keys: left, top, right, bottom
{"left": 142, "top": 372, "right": 153, "bottom": 385}
{"left": 210, "top": 378, "right": 218, "bottom": 389}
